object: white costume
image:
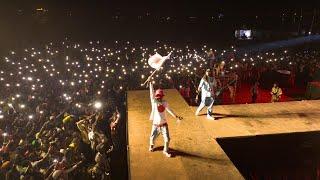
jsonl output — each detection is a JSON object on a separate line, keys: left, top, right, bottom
{"left": 195, "top": 77, "right": 217, "bottom": 119}
{"left": 149, "top": 83, "right": 176, "bottom": 154}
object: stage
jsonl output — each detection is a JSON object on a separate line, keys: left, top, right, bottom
{"left": 192, "top": 99, "right": 320, "bottom": 139}
{"left": 127, "top": 89, "right": 320, "bottom": 180}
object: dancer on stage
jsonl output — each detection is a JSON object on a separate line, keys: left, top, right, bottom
{"left": 195, "top": 69, "right": 217, "bottom": 120}
{"left": 270, "top": 83, "right": 282, "bottom": 102}
{"left": 148, "top": 81, "right": 182, "bottom": 157}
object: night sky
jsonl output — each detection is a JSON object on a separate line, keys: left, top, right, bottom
{"left": 0, "top": 0, "right": 319, "bottom": 52}
{"left": 0, "top": 0, "right": 318, "bottom": 16}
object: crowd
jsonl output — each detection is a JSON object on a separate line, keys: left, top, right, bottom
{"left": 0, "top": 39, "right": 319, "bottom": 179}
{"left": 0, "top": 40, "right": 127, "bottom": 179}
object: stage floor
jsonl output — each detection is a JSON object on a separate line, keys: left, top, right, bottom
{"left": 127, "top": 89, "right": 320, "bottom": 180}
{"left": 192, "top": 99, "right": 320, "bottom": 138}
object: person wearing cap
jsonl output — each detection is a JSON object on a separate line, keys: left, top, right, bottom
{"left": 148, "top": 81, "right": 182, "bottom": 157}
{"left": 195, "top": 69, "right": 217, "bottom": 120}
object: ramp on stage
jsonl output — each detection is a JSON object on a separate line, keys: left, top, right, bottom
{"left": 127, "top": 89, "right": 320, "bottom": 180}
{"left": 127, "top": 89, "right": 243, "bottom": 180}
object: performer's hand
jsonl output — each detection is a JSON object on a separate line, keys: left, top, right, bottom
{"left": 146, "top": 76, "right": 152, "bottom": 83}
{"left": 145, "top": 77, "right": 152, "bottom": 87}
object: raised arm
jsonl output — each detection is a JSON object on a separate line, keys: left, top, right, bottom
{"left": 65, "top": 160, "right": 82, "bottom": 174}
{"left": 149, "top": 82, "right": 155, "bottom": 100}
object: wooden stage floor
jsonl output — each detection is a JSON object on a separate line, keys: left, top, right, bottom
{"left": 127, "top": 89, "right": 320, "bottom": 180}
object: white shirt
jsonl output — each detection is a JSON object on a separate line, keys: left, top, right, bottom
{"left": 149, "top": 83, "right": 176, "bottom": 125}
{"left": 149, "top": 99, "right": 168, "bottom": 125}
{"left": 198, "top": 77, "right": 216, "bottom": 101}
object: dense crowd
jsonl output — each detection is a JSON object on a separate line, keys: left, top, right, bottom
{"left": 0, "top": 40, "right": 127, "bottom": 179}
{"left": 0, "top": 39, "right": 319, "bottom": 179}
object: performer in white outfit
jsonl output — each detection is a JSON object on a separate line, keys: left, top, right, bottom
{"left": 195, "top": 69, "right": 217, "bottom": 120}
{"left": 148, "top": 82, "right": 182, "bottom": 157}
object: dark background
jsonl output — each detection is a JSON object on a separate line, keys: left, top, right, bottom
{"left": 218, "top": 131, "right": 320, "bottom": 179}
{"left": 0, "top": 0, "right": 319, "bottom": 53}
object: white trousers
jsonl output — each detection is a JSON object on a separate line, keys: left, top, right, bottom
{"left": 196, "top": 98, "right": 214, "bottom": 115}
{"left": 150, "top": 124, "right": 170, "bottom": 152}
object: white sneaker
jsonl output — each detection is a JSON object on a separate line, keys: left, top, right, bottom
{"left": 163, "top": 151, "right": 172, "bottom": 158}
{"left": 149, "top": 145, "right": 154, "bottom": 152}
{"left": 207, "top": 115, "right": 215, "bottom": 120}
